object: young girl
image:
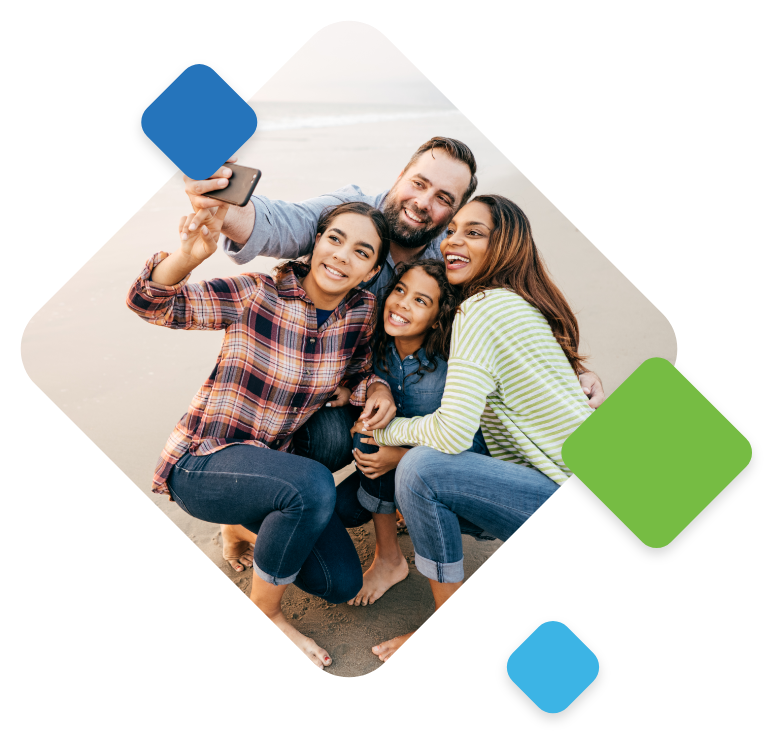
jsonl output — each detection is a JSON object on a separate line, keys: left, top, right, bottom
{"left": 335, "top": 259, "right": 489, "bottom": 606}
{"left": 127, "top": 201, "right": 391, "bottom": 669}
{"left": 367, "top": 195, "right": 594, "bottom": 661}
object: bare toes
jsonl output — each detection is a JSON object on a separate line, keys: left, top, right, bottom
{"left": 312, "top": 647, "right": 331, "bottom": 668}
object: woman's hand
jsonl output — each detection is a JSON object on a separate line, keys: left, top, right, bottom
{"left": 179, "top": 205, "right": 229, "bottom": 265}
{"left": 325, "top": 386, "right": 351, "bottom": 408}
{"left": 350, "top": 421, "right": 374, "bottom": 440}
{"left": 579, "top": 370, "right": 606, "bottom": 409}
{"left": 353, "top": 444, "right": 409, "bottom": 479}
{"left": 150, "top": 205, "right": 229, "bottom": 286}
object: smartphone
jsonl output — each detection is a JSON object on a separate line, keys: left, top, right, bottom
{"left": 202, "top": 163, "right": 261, "bottom": 207}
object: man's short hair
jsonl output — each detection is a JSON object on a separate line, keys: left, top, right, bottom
{"left": 403, "top": 136, "right": 478, "bottom": 208}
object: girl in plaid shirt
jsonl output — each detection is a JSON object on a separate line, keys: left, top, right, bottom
{"left": 128, "top": 202, "right": 391, "bottom": 669}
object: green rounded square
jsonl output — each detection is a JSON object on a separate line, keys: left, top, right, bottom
{"left": 562, "top": 358, "right": 751, "bottom": 547}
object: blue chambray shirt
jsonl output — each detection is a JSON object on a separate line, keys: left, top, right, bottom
{"left": 376, "top": 340, "right": 488, "bottom": 454}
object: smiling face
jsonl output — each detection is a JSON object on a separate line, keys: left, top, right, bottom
{"left": 305, "top": 212, "right": 382, "bottom": 307}
{"left": 383, "top": 266, "right": 443, "bottom": 347}
{"left": 382, "top": 150, "right": 473, "bottom": 250}
{"left": 441, "top": 200, "right": 495, "bottom": 286}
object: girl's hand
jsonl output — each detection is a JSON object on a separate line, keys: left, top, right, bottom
{"left": 178, "top": 204, "right": 229, "bottom": 265}
{"left": 360, "top": 382, "right": 396, "bottom": 430}
{"left": 325, "top": 386, "right": 351, "bottom": 408}
{"left": 353, "top": 445, "right": 409, "bottom": 479}
{"left": 150, "top": 204, "right": 230, "bottom": 286}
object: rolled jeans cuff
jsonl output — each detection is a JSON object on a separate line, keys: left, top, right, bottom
{"left": 253, "top": 563, "right": 299, "bottom": 586}
{"left": 357, "top": 484, "right": 396, "bottom": 515}
{"left": 413, "top": 552, "right": 464, "bottom": 584}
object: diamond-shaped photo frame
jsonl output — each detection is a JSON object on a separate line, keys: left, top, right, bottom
{"left": 21, "top": 22, "right": 677, "bottom": 677}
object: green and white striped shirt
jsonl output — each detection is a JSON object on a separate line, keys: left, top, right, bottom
{"left": 373, "top": 288, "right": 592, "bottom": 485}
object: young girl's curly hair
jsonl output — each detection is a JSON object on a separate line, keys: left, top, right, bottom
{"left": 374, "top": 258, "right": 459, "bottom": 381}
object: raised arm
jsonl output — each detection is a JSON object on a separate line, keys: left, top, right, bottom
{"left": 126, "top": 206, "right": 262, "bottom": 330}
{"left": 182, "top": 161, "right": 254, "bottom": 246}
{"left": 183, "top": 166, "right": 373, "bottom": 266}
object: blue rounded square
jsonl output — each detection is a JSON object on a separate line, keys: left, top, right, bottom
{"left": 507, "top": 621, "right": 599, "bottom": 713}
{"left": 141, "top": 64, "right": 257, "bottom": 180}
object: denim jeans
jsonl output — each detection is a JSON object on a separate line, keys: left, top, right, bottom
{"left": 167, "top": 445, "right": 362, "bottom": 603}
{"left": 292, "top": 404, "right": 358, "bottom": 473}
{"left": 347, "top": 427, "right": 491, "bottom": 515}
{"left": 394, "top": 446, "right": 560, "bottom": 583}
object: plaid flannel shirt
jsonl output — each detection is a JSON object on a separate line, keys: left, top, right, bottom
{"left": 127, "top": 253, "right": 388, "bottom": 495}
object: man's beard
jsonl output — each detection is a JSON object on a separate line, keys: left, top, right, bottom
{"left": 382, "top": 191, "right": 449, "bottom": 250}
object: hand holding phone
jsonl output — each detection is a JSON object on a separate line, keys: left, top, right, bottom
{"left": 202, "top": 162, "right": 261, "bottom": 207}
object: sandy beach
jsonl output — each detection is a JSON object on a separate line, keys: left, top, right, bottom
{"left": 22, "top": 103, "right": 676, "bottom": 675}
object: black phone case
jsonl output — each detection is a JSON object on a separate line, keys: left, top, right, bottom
{"left": 202, "top": 163, "right": 261, "bottom": 207}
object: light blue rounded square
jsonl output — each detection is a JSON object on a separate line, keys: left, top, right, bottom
{"left": 142, "top": 64, "right": 257, "bottom": 180}
{"left": 507, "top": 621, "right": 599, "bottom": 713}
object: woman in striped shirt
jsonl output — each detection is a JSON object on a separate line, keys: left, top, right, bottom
{"left": 366, "top": 195, "right": 594, "bottom": 661}
{"left": 128, "top": 201, "right": 393, "bottom": 669}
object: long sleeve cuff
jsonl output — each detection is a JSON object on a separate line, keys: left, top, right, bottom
{"left": 349, "top": 374, "right": 390, "bottom": 407}
{"left": 132, "top": 252, "right": 192, "bottom": 299}
{"left": 372, "top": 417, "right": 410, "bottom": 446}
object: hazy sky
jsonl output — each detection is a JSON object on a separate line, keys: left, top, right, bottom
{"left": 251, "top": 22, "right": 452, "bottom": 106}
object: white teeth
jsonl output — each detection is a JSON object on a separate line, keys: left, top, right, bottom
{"left": 404, "top": 208, "right": 423, "bottom": 223}
{"left": 389, "top": 312, "right": 409, "bottom": 324}
{"left": 324, "top": 264, "right": 346, "bottom": 278}
{"left": 446, "top": 254, "right": 470, "bottom": 264}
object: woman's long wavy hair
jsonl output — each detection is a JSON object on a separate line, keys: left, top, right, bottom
{"left": 459, "top": 195, "right": 586, "bottom": 374}
{"left": 374, "top": 259, "right": 459, "bottom": 382}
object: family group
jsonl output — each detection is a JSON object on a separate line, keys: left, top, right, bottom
{"left": 126, "top": 137, "right": 601, "bottom": 668}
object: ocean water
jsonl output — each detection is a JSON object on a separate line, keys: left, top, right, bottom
{"left": 248, "top": 101, "right": 458, "bottom": 132}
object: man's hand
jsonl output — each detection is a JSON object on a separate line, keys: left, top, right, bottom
{"left": 183, "top": 159, "right": 237, "bottom": 212}
{"left": 360, "top": 382, "right": 396, "bottom": 430}
{"left": 183, "top": 158, "right": 255, "bottom": 244}
{"left": 353, "top": 444, "right": 409, "bottom": 479}
{"left": 325, "top": 386, "right": 351, "bottom": 408}
{"left": 579, "top": 370, "right": 606, "bottom": 409}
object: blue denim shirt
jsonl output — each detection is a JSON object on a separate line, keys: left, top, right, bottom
{"left": 374, "top": 341, "right": 488, "bottom": 454}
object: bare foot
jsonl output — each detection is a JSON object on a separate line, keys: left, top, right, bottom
{"left": 372, "top": 632, "right": 413, "bottom": 662}
{"left": 269, "top": 612, "right": 332, "bottom": 669}
{"left": 221, "top": 524, "right": 255, "bottom": 572}
{"left": 348, "top": 555, "right": 409, "bottom": 606}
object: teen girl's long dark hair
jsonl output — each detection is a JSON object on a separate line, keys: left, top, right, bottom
{"left": 374, "top": 259, "right": 459, "bottom": 381}
{"left": 460, "top": 195, "right": 586, "bottom": 374}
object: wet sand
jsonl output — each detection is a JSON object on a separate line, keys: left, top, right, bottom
{"left": 21, "top": 111, "right": 676, "bottom": 676}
